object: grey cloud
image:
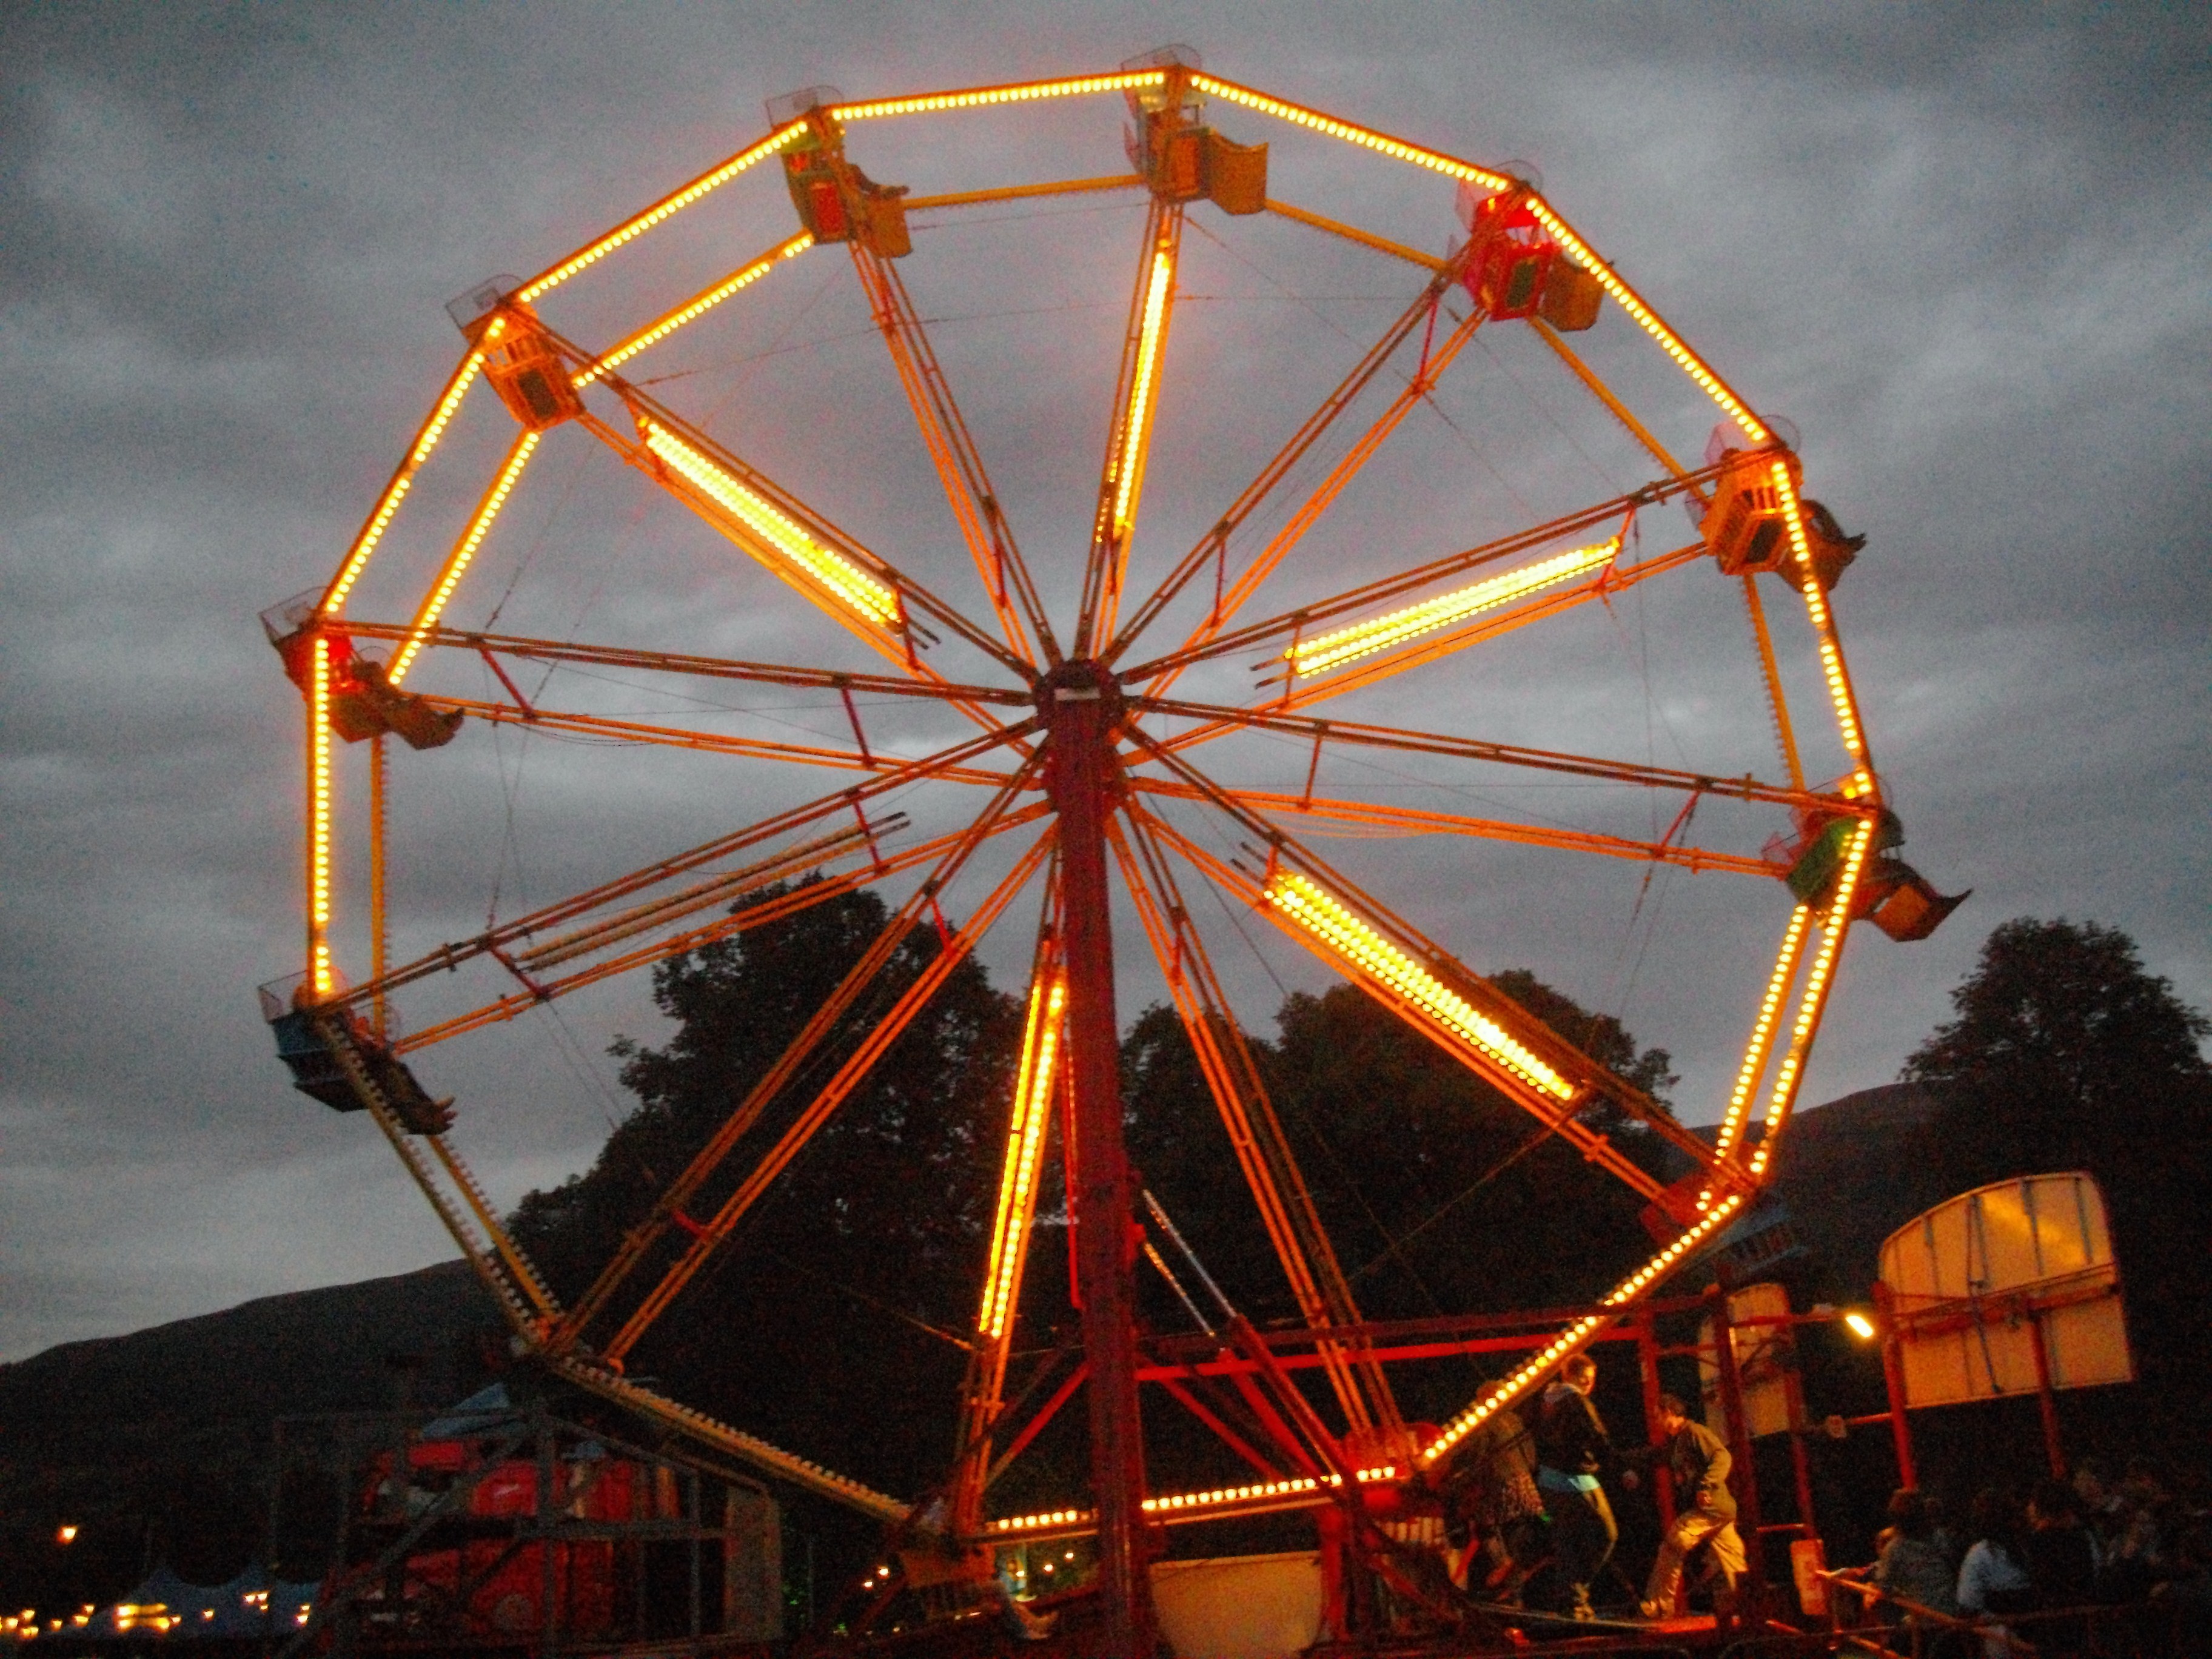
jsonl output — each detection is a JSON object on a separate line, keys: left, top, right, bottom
{"left": 2, "top": 0, "right": 2205, "bottom": 1359}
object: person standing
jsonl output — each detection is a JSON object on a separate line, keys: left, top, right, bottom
{"left": 1535, "top": 1353, "right": 1619, "bottom": 1620}
{"left": 1637, "top": 1394, "right": 1746, "bottom": 1619}
{"left": 1438, "top": 1394, "right": 1544, "bottom": 1603}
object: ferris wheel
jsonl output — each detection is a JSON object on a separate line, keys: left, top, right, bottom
{"left": 262, "top": 51, "right": 1959, "bottom": 1649}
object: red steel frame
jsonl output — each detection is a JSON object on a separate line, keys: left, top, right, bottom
{"left": 282, "top": 59, "right": 1889, "bottom": 1652}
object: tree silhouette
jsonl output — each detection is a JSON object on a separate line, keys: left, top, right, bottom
{"left": 1901, "top": 916, "right": 2212, "bottom": 1376}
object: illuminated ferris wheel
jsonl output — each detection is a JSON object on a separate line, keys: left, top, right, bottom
{"left": 262, "top": 52, "right": 1958, "bottom": 1647}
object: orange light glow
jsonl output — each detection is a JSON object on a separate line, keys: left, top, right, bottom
{"left": 577, "top": 234, "right": 813, "bottom": 386}
{"left": 1748, "top": 819, "right": 1874, "bottom": 1178}
{"left": 1138, "top": 1466, "right": 1397, "bottom": 1515}
{"left": 831, "top": 71, "right": 1165, "bottom": 122}
{"left": 1771, "top": 461, "right": 1869, "bottom": 772}
{"left": 321, "top": 351, "right": 484, "bottom": 615}
{"left": 1288, "top": 537, "right": 1620, "bottom": 677}
{"left": 1110, "top": 245, "right": 1176, "bottom": 538}
{"left": 985, "top": 1466, "right": 1403, "bottom": 1533}
{"left": 642, "top": 422, "right": 900, "bottom": 629}
{"left": 1706, "top": 904, "right": 1812, "bottom": 1178}
{"left": 1421, "top": 1192, "right": 1746, "bottom": 1464}
{"left": 1264, "top": 873, "right": 1574, "bottom": 1101}
{"left": 977, "top": 976, "right": 1066, "bottom": 1340}
{"left": 1844, "top": 1310, "right": 1878, "bottom": 1341}
{"left": 1188, "top": 76, "right": 1513, "bottom": 192}
{"left": 309, "top": 635, "right": 333, "bottom": 997}
{"left": 517, "top": 129, "right": 806, "bottom": 302}
{"left": 1523, "top": 197, "right": 1768, "bottom": 445}
{"left": 53, "top": 1528, "right": 76, "bottom": 1546}
{"left": 390, "top": 430, "right": 541, "bottom": 683}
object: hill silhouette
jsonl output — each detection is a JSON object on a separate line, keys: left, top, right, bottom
{"left": 0, "top": 1085, "right": 1939, "bottom": 1606}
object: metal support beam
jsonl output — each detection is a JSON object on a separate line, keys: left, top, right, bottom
{"left": 1041, "top": 663, "right": 1152, "bottom": 1658}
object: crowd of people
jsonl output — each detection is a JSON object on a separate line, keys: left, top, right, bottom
{"left": 1435, "top": 1352, "right": 2212, "bottom": 1645}
{"left": 1844, "top": 1460, "right": 2212, "bottom": 1651}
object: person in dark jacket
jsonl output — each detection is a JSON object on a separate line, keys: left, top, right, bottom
{"left": 2023, "top": 1477, "right": 2097, "bottom": 1657}
{"left": 1637, "top": 1394, "right": 1745, "bottom": 1618}
{"left": 1535, "top": 1353, "right": 1618, "bottom": 1619}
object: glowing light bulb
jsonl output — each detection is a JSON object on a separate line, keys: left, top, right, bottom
{"left": 1264, "top": 873, "right": 1574, "bottom": 1101}
{"left": 1288, "top": 537, "right": 1620, "bottom": 677}
{"left": 642, "top": 423, "right": 900, "bottom": 630}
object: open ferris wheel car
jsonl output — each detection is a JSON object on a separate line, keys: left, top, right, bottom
{"left": 260, "top": 50, "right": 1962, "bottom": 1645}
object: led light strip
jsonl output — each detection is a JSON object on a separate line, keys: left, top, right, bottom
{"left": 986, "top": 1466, "right": 1403, "bottom": 1534}
{"left": 321, "top": 351, "right": 484, "bottom": 615}
{"left": 831, "top": 70, "right": 1165, "bottom": 122}
{"left": 1189, "top": 76, "right": 1513, "bottom": 193}
{"left": 977, "top": 977, "right": 1066, "bottom": 1340}
{"left": 1770, "top": 462, "right": 1869, "bottom": 777}
{"left": 517, "top": 128, "right": 807, "bottom": 302}
{"left": 1748, "top": 819, "right": 1874, "bottom": 1178}
{"left": 1264, "top": 873, "right": 1574, "bottom": 1101}
{"left": 1110, "top": 246, "right": 1176, "bottom": 535}
{"left": 309, "top": 635, "right": 334, "bottom": 996}
{"left": 390, "top": 431, "right": 541, "bottom": 683}
{"left": 1706, "top": 904, "right": 1812, "bottom": 1178}
{"left": 641, "top": 422, "right": 900, "bottom": 629}
{"left": 576, "top": 234, "right": 814, "bottom": 387}
{"left": 1522, "top": 198, "right": 1768, "bottom": 444}
{"left": 1420, "top": 1191, "right": 1747, "bottom": 1463}
{"left": 1289, "top": 537, "right": 1621, "bottom": 677}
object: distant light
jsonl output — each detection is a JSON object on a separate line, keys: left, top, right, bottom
{"left": 55, "top": 1526, "right": 78, "bottom": 1544}
{"left": 1843, "top": 1311, "right": 1877, "bottom": 1341}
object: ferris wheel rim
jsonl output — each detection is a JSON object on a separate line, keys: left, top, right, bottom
{"left": 278, "top": 60, "right": 1886, "bottom": 1552}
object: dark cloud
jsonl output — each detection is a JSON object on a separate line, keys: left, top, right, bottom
{"left": 3, "top": 0, "right": 2205, "bottom": 1360}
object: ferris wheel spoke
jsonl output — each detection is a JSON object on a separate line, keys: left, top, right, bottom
{"left": 1131, "top": 800, "right": 1698, "bottom": 1206}
{"left": 1122, "top": 737, "right": 1721, "bottom": 1185}
{"left": 1119, "top": 462, "right": 1717, "bottom": 685}
{"left": 1076, "top": 200, "right": 1185, "bottom": 655}
{"left": 333, "top": 620, "right": 1029, "bottom": 709}
{"left": 1141, "top": 309, "right": 1492, "bottom": 700}
{"left": 592, "top": 822, "right": 1057, "bottom": 1367}
{"left": 543, "top": 754, "right": 1046, "bottom": 1346}
{"left": 1107, "top": 808, "right": 1400, "bottom": 1436}
{"left": 426, "top": 694, "right": 1021, "bottom": 783}
{"left": 1261, "top": 540, "right": 1706, "bottom": 713}
{"left": 850, "top": 241, "right": 1062, "bottom": 666}
{"left": 333, "top": 718, "right": 1039, "bottom": 1027}
{"left": 1104, "top": 255, "right": 1470, "bottom": 672}
{"left": 1130, "top": 779, "right": 1784, "bottom": 879}
{"left": 1264, "top": 197, "right": 1449, "bottom": 273}
{"left": 1133, "top": 695, "right": 1854, "bottom": 816}
{"left": 392, "top": 804, "right": 1050, "bottom": 1056}
{"left": 951, "top": 866, "right": 1066, "bottom": 1533}
{"left": 557, "top": 351, "right": 1030, "bottom": 687}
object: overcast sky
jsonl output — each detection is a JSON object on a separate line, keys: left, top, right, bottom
{"left": 3, "top": 1, "right": 2206, "bottom": 1365}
